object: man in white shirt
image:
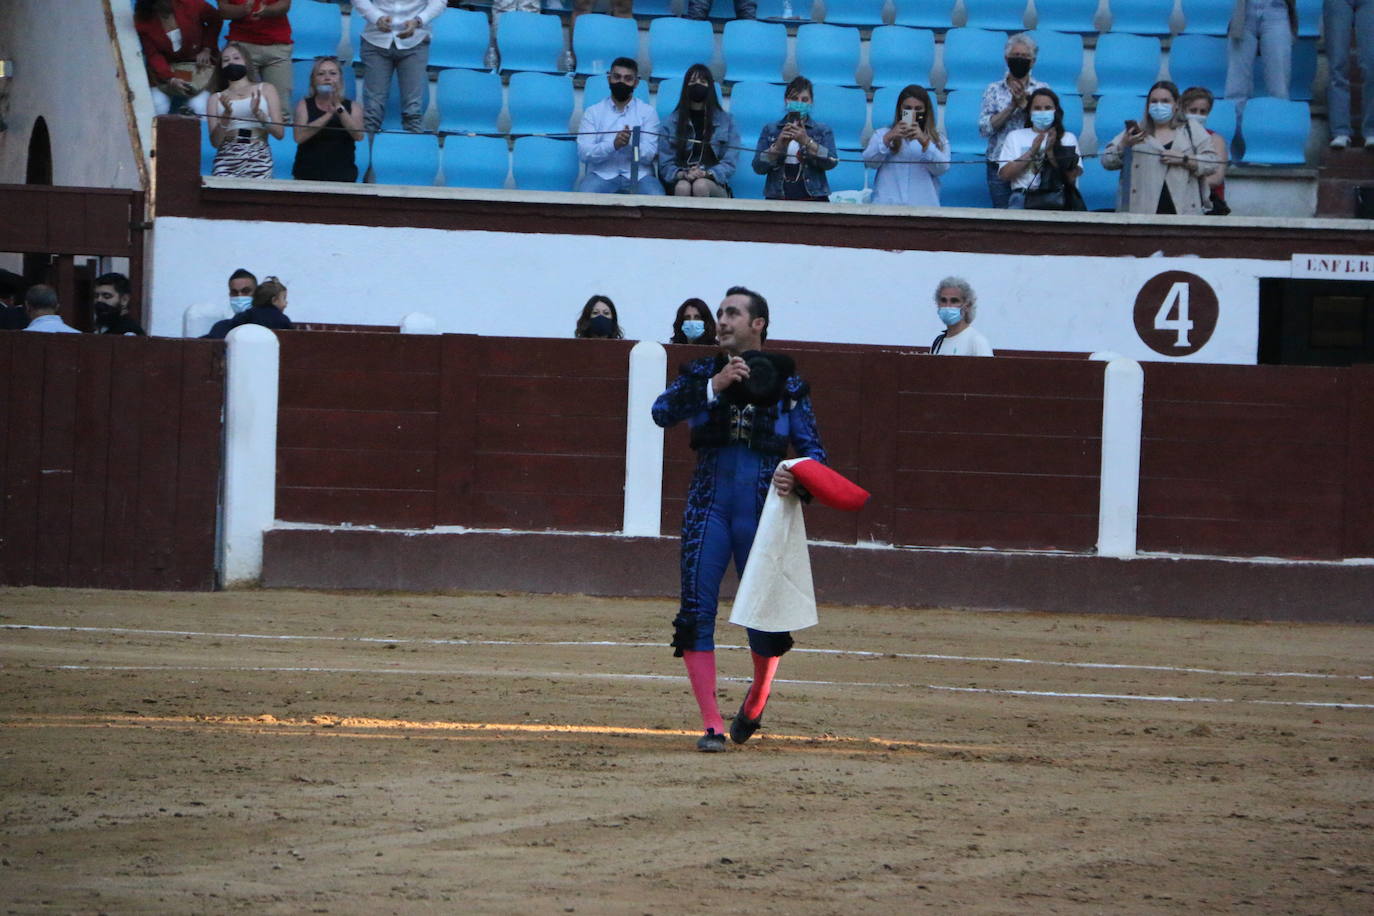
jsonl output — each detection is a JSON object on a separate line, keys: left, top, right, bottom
{"left": 576, "top": 58, "right": 664, "bottom": 195}
{"left": 929, "top": 277, "right": 994, "bottom": 357}
{"left": 352, "top": 0, "right": 446, "bottom": 133}
{"left": 22, "top": 285, "right": 82, "bottom": 334}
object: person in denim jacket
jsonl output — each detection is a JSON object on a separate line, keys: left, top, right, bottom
{"left": 751, "top": 77, "right": 838, "bottom": 201}
{"left": 660, "top": 64, "right": 741, "bottom": 198}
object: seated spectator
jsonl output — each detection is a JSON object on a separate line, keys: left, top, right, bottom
{"left": 574, "top": 295, "right": 624, "bottom": 339}
{"left": 979, "top": 34, "right": 1048, "bottom": 209}
{"left": 91, "top": 273, "right": 148, "bottom": 336}
{"left": 1324, "top": 0, "right": 1373, "bottom": 148}
{"left": 353, "top": 0, "right": 446, "bottom": 133}
{"left": 207, "top": 275, "right": 292, "bottom": 337}
{"left": 0, "top": 269, "right": 26, "bottom": 330}
{"left": 216, "top": 1, "right": 293, "bottom": 110}
{"left": 752, "top": 76, "right": 837, "bottom": 202}
{"left": 22, "top": 285, "right": 81, "bottom": 334}
{"left": 929, "top": 278, "right": 992, "bottom": 356}
{"left": 134, "top": 0, "right": 224, "bottom": 117}
{"left": 293, "top": 56, "right": 365, "bottom": 182}
{"left": 577, "top": 58, "right": 664, "bottom": 196}
{"left": 1226, "top": 0, "right": 1295, "bottom": 104}
{"left": 660, "top": 64, "right": 740, "bottom": 199}
{"left": 1181, "top": 87, "right": 1230, "bottom": 215}
{"left": 669, "top": 297, "right": 717, "bottom": 345}
{"left": 996, "top": 87, "right": 1083, "bottom": 210}
{"left": 686, "top": 0, "right": 755, "bottom": 21}
{"left": 1101, "top": 81, "right": 1218, "bottom": 215}
{"left": 863, "top": 84, "right": 949, "bottom": 207}
{"left": 202, "top": 268, "right": 258, "bottom": 339}
{"left": 207, "top": 42, "right": 284, "bottom": 178}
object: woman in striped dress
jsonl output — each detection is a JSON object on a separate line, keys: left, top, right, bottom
{"left": 208, "top": 42, "right": 283, "bottom": 178}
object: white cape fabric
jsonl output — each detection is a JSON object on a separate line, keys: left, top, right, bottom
{"left": 729, "top": 458, "right": 818, "bottom": 633}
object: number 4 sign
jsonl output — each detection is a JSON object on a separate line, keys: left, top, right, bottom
{"left": 1132, "top": 271, "right": 1218, "bottom": 357}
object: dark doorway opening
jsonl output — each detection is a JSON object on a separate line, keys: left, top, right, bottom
{"left": 1258, "top": 278, "right": 1374, "bottom": 366}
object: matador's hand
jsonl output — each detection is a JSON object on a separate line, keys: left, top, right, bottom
{"left": 711, "top": 356, "right": 749, "bottom": 395}
{"left": 772, "top": 466, "right": 795, "bottom": 496}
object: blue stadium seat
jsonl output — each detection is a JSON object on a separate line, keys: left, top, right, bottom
{"left": 1238, "top": 97, "right": 1309, "bottom": 164}
{"left": 822, "top": 0, "right": 888, "bottom": 26}
{"left": 892, "top": 0, "right": 955, "bottom": 29}
{"left": 940, "top": 88, "right": 986, "bottom": 157}
{"left": 1025, "top": 30, "right": 1084, "bottom": 94}
{"left": 937, "top": 160, "right": 991, "bottom": 207}
{"left": 496, "top": 11, "right": 566, "bottom": 74}
{"left": 868, "top": 27, "right": 936, "bottom": 89}
{"left": 442, "top": 135, "right": 510, "bottom": 189}
{"left": 1075, "top": 157, "right": 1119, "bottom": 210}
{"left": 512, "top": 137, "right": 582, "bottom": 191}
{"left": 754, "top": 0, "right": 792, "bottom": 18}
{"left": 1282, "top": 37, "right": 1318, "bottom": 101}
{"left": 269, "top": 132, "right": 298, "bottom": 180}
{"left": 942, "top": 28, "right": 1012, "bottom": 92}
{"left": 722, "top": 20, "right": 787, "bottom": 83}
{"left": 573, "top": 14, "right": 639, "bottom": 77}
{"left": 795, "top": 24, "right": 862, "bottom": 87}
{"left": 727, "top": 81, "right": 784, "bottom": 146}
{"left": 655, "top": 77, "right": 686, "bottom": 119}
{"left": 1092, "top": 93, "right": 1146, "bottom": 146}
{"left": 963, "top": 0, "right": 1029, "bottom": 31}
{"left": 827, "top": 158, "right": 870, "bottom": 194}
{"left": 1207, "top": 97, "right": 1237, "bottom": 144}
{"left": 583, "top": 74, "right": 651, "bottom": 109}
{"left": 812, "top": 84, "right": 869, "bottom": 150}
{"left": 1091, "top": 33, "right": 1162, "bottom": 95}
{"left": 648, "top": 18, "right": 716, "bottom": 81}
{"left": 292, "top": 0, "right": 346, "bottom": 61}
{"left": 291, "top": 60, "right": 316, "bottom": 108}
{"left": 1059, "top": 92, "right": 1085, "bottom": 135}
{"left": 427, "top": 9, "right": 492, "bottom": 71}
{"left": 635, "top": 0, "right": 677, "bottom": 16}
{"left": 436, "top": 69, "right": 504, "bottom": 135}
{"left": 730, "top": 162, "right": 767, "bottom": 200}
{"left": 1295, "top": 0, "right": 1321, "bottom": 36}
{"left": 509, "top": 72, "right": 576, "bottom": 135}
{"left": 1032, "top": 0, "right": 1100, "bottom": 32}
{"left": 377, "top": 79, "right": 403, "bottom": 132}
{"left": 1167, "top": 34, "right": 1226, "bottom": 94}
{"left": 368, "top": 132, "right": 441, "bottom": 185}
{"left": 1178, "top": 0, "right": 1231, "bottom": 34}
{"left": 1107, "top": 0, "right": 1175, "bottom": 34}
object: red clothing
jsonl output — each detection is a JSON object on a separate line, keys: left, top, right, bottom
{"left": 135, "top": 0, "right": 224, "bottom": 84}
{"left": 222, "top": 0, "right": 293, "bottom": 45}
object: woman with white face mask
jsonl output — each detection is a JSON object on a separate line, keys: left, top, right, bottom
{"left": 995, "top": 87, "right": 1082, "bottom": 210}
{"left": 670, "top": 298, "right": 718, "bottom": 345}
{"left": 929, "top": 277, "right": 993, "bottom": 357}
{"left": 1101, "top": 80, "right": 1219, "bottom": 215}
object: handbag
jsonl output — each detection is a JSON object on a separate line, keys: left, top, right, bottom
{"left": 1023, "top": 146, "right": 1086, "bottom": 211}
{"left": 166, "top": 62, "right": 215, "bottom": 96}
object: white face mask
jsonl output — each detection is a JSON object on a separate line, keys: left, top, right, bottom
{"left": 1149, "top": 103, "right": 1175, "bottom": 124}
{"left": 229, "top": 295, "right": 252, "bottom": 314}
{"left": 1185, "top": 112, "right": 1207, "bottom": 125}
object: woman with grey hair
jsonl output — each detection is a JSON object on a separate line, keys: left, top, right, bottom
{"left": 929, "top": 277, "right": 993, "bottom": 356}
{"left": 977, "top": 33, "right": 1049, "bottom": 209}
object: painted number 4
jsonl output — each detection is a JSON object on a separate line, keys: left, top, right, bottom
{"left": 1153, "top": 281, "right": 1194, "bottom": 347}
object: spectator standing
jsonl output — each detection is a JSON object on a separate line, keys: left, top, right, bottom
{"left": 202, "top": 269, "right": 258, "bottom": 339}
{"left": 91, "top": 273, "right": 148, "bottom": 336}
{"left": 660, "top": 64, "right": 740, "bottom": 198}
{"left": 1226, "top": 0, "right": 1296, "bottom": 104}
{"left": 863, "top": 84, "right": 949, "bottom": 207}
{"left": 217, "top": 1, "right": 294, "bottom": 110}
{"left": 1181, "top": 87, "right": 1230, "bottom": 214}
{"left": 929, "top": 278, "right": 992, "bottom": 356}
{"left": 352, "top": 0, "right": 446, "bottom": 133}
{"left": 1101, "top": 81, "right": 1218, "bottom": 215}
{"left": 293, "top": 56, "right": 365, "bottom": 181}
{"left": 1324, "top": 0, "right": 1374, "bottom": 148}
{"left": 753, "top": 76, "right": 838, "bottom": 201}
{"left": 134, "top": 0, "right": 224, "bottom": 117}
{"left": 977, "top": 34, "right": 1048, "bottom": 209}
{"left": 996, "top": 87, "right": 1082, "bottom": 210}
{"left": 22, "top": 286, "right": 81, "bottom": 334}
{"left": 577, "top": 58, "right": 664, "bottom": 195}
{"left": 670, "top": 297, "right": 717, "bottom": 345}
{"left": 686, "top": 0, "right": 755, "bottom": 20}
{"left": 208, "top": 42, "right": 284, "bottom": 178}
{"left": 0, "top": 269, "right": 26, "bottom": 330}
{"left": 574, "top": 295, "right": 625, "bottom": 339}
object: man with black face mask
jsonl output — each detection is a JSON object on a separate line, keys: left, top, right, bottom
{"left": 91, "top": 273, "right": 148, "bottom": 336}
{"left": 651, "top": 286, "right": 827, "bottom": 753}
{"left": 977, "top": 33, "right": 1049, "bottom": 209}
{"left": 576, "top": 57, "right": 664, "bottom": 195}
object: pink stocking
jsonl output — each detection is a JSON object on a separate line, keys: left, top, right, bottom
{"left": 744, "top": 651, "right": 780, "bottom": 720}
{"left": 682, "top": 650, "right": 724, "bottom": 734}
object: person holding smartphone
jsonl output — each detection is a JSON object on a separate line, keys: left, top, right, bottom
{"left": 863, "top": 84, "right": 949, "bottom": 207}
{"left": 292, "top": 56, "right": 365, "bottom": 182}
{"left": 1101, "top": 80, "right": 1218, "bottom": 214}
{"left": 752, "top": 76, "right": 838, "bottom": 201}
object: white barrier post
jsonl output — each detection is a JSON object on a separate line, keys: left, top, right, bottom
{"left": 623, "top": 341, "right": 667, "bottom": 537}
{"left": 399, "top": 312, "right": 439, "bottom": 334}
{"left": 1097, "top": 356, "right": 1144, "bottom": 558}
{"left": 222, "top": 324, "right": 280, "bottom": 585}
{"left": 184, "top": 302, "right": 229, "bottom": 338}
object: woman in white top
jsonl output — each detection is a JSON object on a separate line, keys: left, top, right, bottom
{"left": 929, "top": 276, "right": 993, "bottom": 357}
{"left": 863, "top": 84, "right": 950, "bottom": 207}
{"left": 207, "top": 42, "right": 284, "bottom": 179}
{"left": 996, "top": 87, "right": 1082, "bottom": 210}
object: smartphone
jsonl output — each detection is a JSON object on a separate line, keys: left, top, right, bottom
{"left": 901, "top": 109, "right": 915, "bottom": 126}
{"left": 1124, "top": 119, "right": 1139, "bottom": 133}
{"left": 785, "top": 110, "right": 802, "bottom": 125}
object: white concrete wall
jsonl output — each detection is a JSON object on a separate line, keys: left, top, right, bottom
{"left": 150, "top": 215, "right": 1279, "bottom": 363}
{"left": 0, "top": 0, "right": 145, "bottom": 189}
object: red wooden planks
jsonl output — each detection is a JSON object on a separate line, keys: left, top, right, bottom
{"left": 276, "top": 487, "right": 436, "bottom": 528}
{"left": 277, "top": 407, "right": 438, "bottom": 453}
{"left": 3, "top": 337, "right": 45, "bottom": 586}
{"left": 171, "top": 341, "right": 224, "bottom": 589}
{"left": 66, "top": 339, "right": 114, "bottom": 587}
{"left": 130, "top": 340, "right": 188, "bottom": 589}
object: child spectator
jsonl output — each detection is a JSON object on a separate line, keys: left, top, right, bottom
{"left": 134, "top": 0, "right": 224, "bottom": 117}
{"left": 753, "top": 76, "right": 837, "bottom": 201}
{"left": 216, "top": 1, "right": 294, "bottom": 110}
{"left": 293, "top": 56, "right": 365, "bottom": 181}
{"left": 660, "top": 65, "right": 740, "bottom": 198}
{"left": 352, "top": 0, "right": 447, "bottom": 133}
{"left": 207, "top": 42, "right": 285, "bottom": 178}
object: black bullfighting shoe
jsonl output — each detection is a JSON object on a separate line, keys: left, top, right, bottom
{"left": 697, "top": 729, "right": 727, "bottom": 752}
{"left": 729, "top": 703, "right": 762, "bottom": 745}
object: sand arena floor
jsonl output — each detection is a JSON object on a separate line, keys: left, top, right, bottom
{"left": 1, "top": 586, "right": 1372, "bottom": 914}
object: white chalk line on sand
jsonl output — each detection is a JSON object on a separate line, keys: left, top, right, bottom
{"left": 4, "top": 624, "right": 1369, "bottom": 683}
{"left": 24, "top": 663, "right": 1374, "bottom": 710}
